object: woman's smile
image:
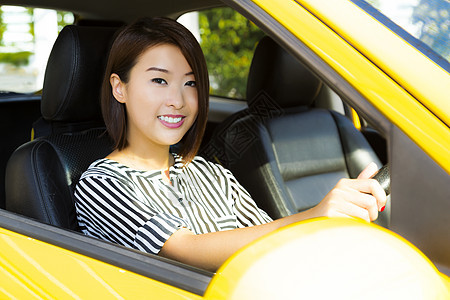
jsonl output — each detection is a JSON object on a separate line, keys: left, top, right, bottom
{"left": 157, "top": 114, "right": 186, "bottom": 128}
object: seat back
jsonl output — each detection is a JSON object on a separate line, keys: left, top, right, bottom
{"left": 206, "top": 37, "right": 386, "bottom": 225}
{"left": 0, "top": 96, "right": 41, "bottom": 209}
{"left": 5, "top": 25, "right": 118, "bottom": 230}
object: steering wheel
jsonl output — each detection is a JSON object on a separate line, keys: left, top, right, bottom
{"left": 372, "top": 164, "right": 391, "bottom": 196}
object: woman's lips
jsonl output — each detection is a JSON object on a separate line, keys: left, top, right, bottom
{"left": 157, "top": 115, "right": 186, "bottom": 128}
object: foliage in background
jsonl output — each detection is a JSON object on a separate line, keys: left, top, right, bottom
{"left": 0, "top": 6, "right": 34, "bottom": 67}
{"left": 27, "top": 7, "right": 34, "bottom": 40}
{"left": 0, "top": 51, "right": 32, "bottom": 66}
{"left": 0, "top": 8, "right": 6, "bottom": 46}
{"left": 0, "top": 7, "right": 73, "bottom": 64}
{"left": 365, "top": 0, "right": 449, "bottom": 64}
{"left": 412, "top": 0, "right": 450, "bottom": 62}
{"left": 199, "top": 8, "right": 264, "bottom": 99}
{"left": 57, "top": 11, "right": 74, "bottom": 31}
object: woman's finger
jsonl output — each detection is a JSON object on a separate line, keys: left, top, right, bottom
{"left": 336, "top": 178, "right": 387, "bottom": 212}
{"left": 326, "top": 199, "right": 373, "bottom": 222}
{"left": 347, "top": 192, "right": 379, "bottom": 221}
{"left": 357, "top": 162, "right": 379, "bottom": 179}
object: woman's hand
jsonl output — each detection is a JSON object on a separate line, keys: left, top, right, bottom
{"left": 160, "top": 162, "right": 387, "bottom": 271}
{"left": 310, "top": 162, "right": 387, "bottom": 222}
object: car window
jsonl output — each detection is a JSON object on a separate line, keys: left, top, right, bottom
{"left": 0, "top": 6, "right": 74, "bottom": 94}
{"left": 354, "top": 0, "right": 450, "bottom": 71}
{"left": 178, "top": 7, "right": 265, "bottom": 100}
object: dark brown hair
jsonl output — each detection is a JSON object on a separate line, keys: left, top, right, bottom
{"left": 101, "top": 17, "right": 209, "bottom": 163}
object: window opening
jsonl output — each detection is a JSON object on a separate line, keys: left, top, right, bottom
{"left": 0, "top": 6, "right": 74, "bottom": 94}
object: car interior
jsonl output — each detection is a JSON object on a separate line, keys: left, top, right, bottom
{"left": 4, "top": 25, "right": 118, "bottom": 230}
{"left": 1, "top": 2, "right": 450, "bottom": 294}
{"left": 2, "top": 18, "right": 389, "bottom": 234}
{"left": 1, "top": 22, "right": 215, "bottom": 293}
{"left": 25, "top": 1, "right": 448, "bottom": 293}
{"left": 200, "top": 36, "right": 387, "bottom": 226}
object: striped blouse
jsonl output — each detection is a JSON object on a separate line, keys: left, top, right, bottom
{"left": 74, "top": 154, "right": 272, "bottom": 255}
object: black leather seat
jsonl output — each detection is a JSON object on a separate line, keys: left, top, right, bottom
{"left": 5, "top": 25, "right": 118, "bottom": 230}
{"left": 205, "top": 36, "right": 387, "bottom": 225}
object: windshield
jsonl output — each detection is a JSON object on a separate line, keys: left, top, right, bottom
{"left": 354, "top": 0, "right": 450, "bottom": 72}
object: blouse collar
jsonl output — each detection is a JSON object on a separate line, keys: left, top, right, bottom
{"left": 169, "top": 153, "right": 185, "bottom": 176}
{"left": 103, "top": 153, "right": 187, "bottom": 181}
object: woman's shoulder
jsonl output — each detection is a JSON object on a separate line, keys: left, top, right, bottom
{"left": 80, "top": 158, "right": 131, "bottom": 182}
{"left": 184, "top": 155, "right": 232, "bottom": 179}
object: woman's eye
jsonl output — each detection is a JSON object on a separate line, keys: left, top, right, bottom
{"left": 185, "top": 81, "right": 196, "bottom": 87}
{"left": 152, "top": 78, "right": 167, "bottom": 85}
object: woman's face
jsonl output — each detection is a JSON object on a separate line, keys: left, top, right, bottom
{"left": 111, "top": 43, "right": 198, "bottom": 151}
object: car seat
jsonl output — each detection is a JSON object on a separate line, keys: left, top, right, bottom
{"left": 203, "top": 36, "right": 388, "bottom": 226}
{"left": 5, "top": 25, "right": 118, "bottom": 230}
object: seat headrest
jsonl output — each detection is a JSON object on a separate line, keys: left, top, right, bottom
{"left": 41, "top": 25, "right": 119, "bottom": 123}
{"left": 246, "top": 36, "right": 322, "bottom": 109}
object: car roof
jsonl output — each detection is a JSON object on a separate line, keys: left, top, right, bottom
{"left": 1, "top": 0, "right": 223, "bottom": 22}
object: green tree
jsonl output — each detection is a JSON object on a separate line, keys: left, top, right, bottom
{"left": 57, "top": 11, "right": 74, "bottom": 32}
{"left": 412, "top": 0, "right": 450, "bottom": 62}
{"left": 0, "top": 51, "right": 32, "bottom": 66}
{"left": 0, "top": 7, "right": 5, "bottom": 46}
{"left": 199, "top": 8, "right": 265, "bottom": 99}
{"left": 28, "top": 8, "right": 34, "bottom": 43}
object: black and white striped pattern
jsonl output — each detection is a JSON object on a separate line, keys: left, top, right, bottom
{"left": 75, "top": 155, "right": 272, "bottom": 255}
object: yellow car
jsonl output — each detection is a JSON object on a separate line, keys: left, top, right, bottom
{"left": 0, "top": 0, "right": 449, "bottom": 298}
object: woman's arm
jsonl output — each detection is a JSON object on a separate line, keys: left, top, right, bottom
{"left": 159, "top": 163, "right": 387, "bottom": 272}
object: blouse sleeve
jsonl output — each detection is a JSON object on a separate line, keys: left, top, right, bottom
{"left": 207, "top": 160, "right": 273, "bottom": 227}
{"left": 75, "top": 175, "right": 188, "bottom": 255}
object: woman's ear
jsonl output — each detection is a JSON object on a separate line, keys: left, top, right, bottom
{"left": 110, "top": 73, "right": 126, "bottom": 103}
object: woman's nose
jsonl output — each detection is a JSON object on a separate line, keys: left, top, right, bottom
{"left": 166, "top": 86, "right": 184, "bottom": 109}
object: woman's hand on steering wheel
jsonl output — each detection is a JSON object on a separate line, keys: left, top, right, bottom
{"left": 310, "top": 162, "right": 388, "bottom": 222}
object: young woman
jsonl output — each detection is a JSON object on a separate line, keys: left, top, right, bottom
{"left": 75, "top": 17, "right": 386, "bottom": 272}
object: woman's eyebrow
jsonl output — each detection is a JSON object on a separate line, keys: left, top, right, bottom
{"left": 146, "top": 67, "right": 193, "bottom": 76}
{"left": 146, "top": 67, "right": 168, "bottom": 73}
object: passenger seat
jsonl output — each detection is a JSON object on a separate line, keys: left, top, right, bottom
{"left": 5, "top": 25, "right": 118, "bottom": 230}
